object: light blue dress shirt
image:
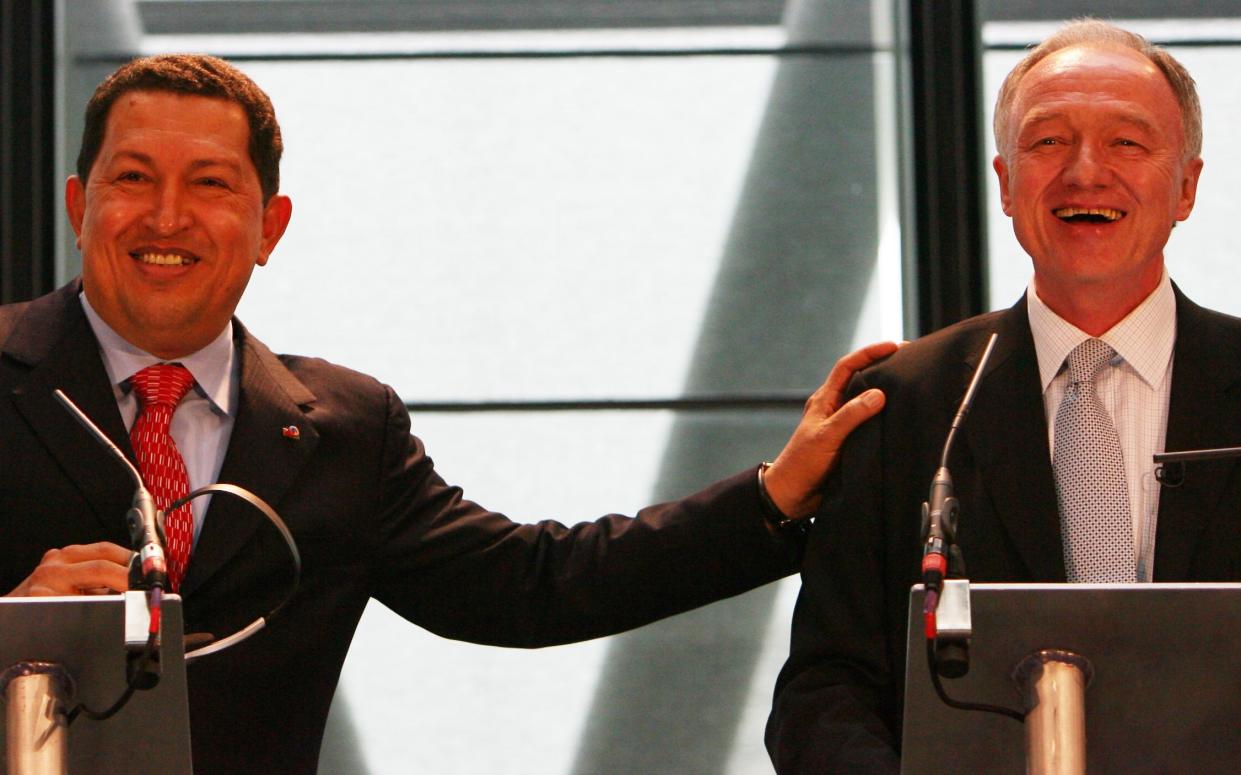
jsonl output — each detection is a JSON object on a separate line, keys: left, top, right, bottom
{"left": 80, "top": 292, "right": 239, "bottom": 546}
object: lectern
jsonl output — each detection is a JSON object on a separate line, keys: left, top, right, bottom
{"left": 0, "top": 593, "right": 191, "bottom": 774}
{"left": 901, "top": 582, "right": 1241, "bottom": 774}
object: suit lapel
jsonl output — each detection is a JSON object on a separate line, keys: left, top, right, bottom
{"left": 180, "top": 325, "right": 319, "bottom": 595}
{"left": 5, "top": 284, "right": 134, "bottom": 537}
{"left": 961, "top": 298, "right": 1066, "bottom": 581}
{"left": 1154, "top": 290, "right": 1241, "bottom": 579}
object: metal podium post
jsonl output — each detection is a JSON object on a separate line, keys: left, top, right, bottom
{"left": 1013, "top": 649, "right": 1093, "bottom": 775}
{"left": 1, "top": 662, "right": 71, "bottom": 775}
{"left": 0, "top": 594, "right": 191, "bottom": 774}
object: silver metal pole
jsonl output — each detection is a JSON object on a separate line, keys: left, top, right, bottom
{"left": 1013, "top": 649, "right": 1093, "bottom": 775}
{"left": 2, "top": 662, "right": 70, "bottom": 775}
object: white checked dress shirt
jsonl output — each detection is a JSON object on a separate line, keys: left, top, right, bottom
{"left": 1027, "top": 271, "right": 1176, "bottom": 582}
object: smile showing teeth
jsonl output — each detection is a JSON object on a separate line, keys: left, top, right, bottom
{"left": 134, "top": 252, "right": 193, "bottom": 266}
{"left": 1053, "top": 207, "right": 1125, "bottom": 223}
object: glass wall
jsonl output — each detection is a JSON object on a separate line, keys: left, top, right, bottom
{"left": 57, "top": 2, "right": 908, "bottom": 772}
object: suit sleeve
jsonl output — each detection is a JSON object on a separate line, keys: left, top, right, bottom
{"left": 766, "top": 371, "right": 902, "bottom": 774}
{"left": 368, "top": 385, "right": 803, "bottom": 647}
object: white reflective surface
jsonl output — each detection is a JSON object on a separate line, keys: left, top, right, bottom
{"left": 235, "top": 57, "right": 774, "bottom": 401}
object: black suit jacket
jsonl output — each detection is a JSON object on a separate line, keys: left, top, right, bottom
{"left": 1, "top": 282, "right": 800, "bottom": 774}
{"left": 766, "top": 289, "right": 1241, "bottom": 773}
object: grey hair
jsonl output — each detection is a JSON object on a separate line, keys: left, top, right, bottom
{"left": 992, "top": 18, "right": 1202, "bottom": 161}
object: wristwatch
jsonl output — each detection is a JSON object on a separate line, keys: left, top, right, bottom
{"left": 757, "top": 462, "right": 810, "bottom": 536}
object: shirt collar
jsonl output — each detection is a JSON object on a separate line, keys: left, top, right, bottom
{"left": 1027, "top": 270, "right": 1176, "bottom": 392}
{"left": 79, "top": 292, "right": 237, "bottom": 417}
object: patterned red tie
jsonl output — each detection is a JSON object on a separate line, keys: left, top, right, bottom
{"left": 129, "top": 364, "right": 196, "bottom": 592}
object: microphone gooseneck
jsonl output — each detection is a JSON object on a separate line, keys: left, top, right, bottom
{"left": 921, "top": 332, "right": 997, "bottom": 606}
{"left": 915, "top": 333, "right": 1025, "bottom": 723}
{"left": 54, "top": 388, "right": 168, "bottom": 592}
{"left": 54, "top": 388, "right": 168, "bottom": 723}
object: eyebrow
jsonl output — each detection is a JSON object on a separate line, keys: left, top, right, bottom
{"left": 188, "top": 158, "right": 244, "bottom": 175}
{"left": 107, "top": 150, "right": 244, "bottom": 174}
{"left": 1019, "top": 108, "right": 1159, "bottom": 136}
{"left": 109, "top": 150, "right": 154, "bottom": 166}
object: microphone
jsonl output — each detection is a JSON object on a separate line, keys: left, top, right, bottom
{"left": 53, "top": 389, "right": 168, "bottom": 593}
{"left": 920, "top": 333, "right": 997, "bottom": 646}
{"left": 1153, "top": 446, "right": 1241, "bottom": 489}
{"left": 51, "top": 388, "right": 303, "bottom": 707}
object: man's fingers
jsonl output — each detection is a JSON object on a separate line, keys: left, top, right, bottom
{"left": 764, "top": 388, "right": 887, "bottom": 520}
{"left": 813, "top": 341, "right": 901, "bottom": 413}
{"left": 836, "top": 340, "right": 901, "bottom": 373}
{"left": 765, "top": 345, "right": 898, "bottom": 519}
{"left": 45, "top": 542, "right": 134, "bottom": 565}
{"left": 30, "top": 560, "right": 129, "bottom": 595}
{"left": 7, "top": 543, "right": 133, "bottom": 597}
{"left": 820, "top": 389, "right": 886, "bottom": 445}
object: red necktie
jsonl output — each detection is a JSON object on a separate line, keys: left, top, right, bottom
{"left": 129, "top": 364, "right": 196, "bottom": 591}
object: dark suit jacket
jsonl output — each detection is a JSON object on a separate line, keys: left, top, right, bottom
{"left": 766, "top": 289, "right": 1241, "bottom": 774}
{"left": 1, "top": 282, "right": 800, "bottom": 774}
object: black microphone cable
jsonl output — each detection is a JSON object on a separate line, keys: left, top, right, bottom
{"left": 925, "top": 638, "right": 1025, "bottom": 722}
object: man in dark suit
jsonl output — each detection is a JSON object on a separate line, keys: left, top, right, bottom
{"left": 0, "top": 55, "right": 892, "bottom": 772}
{"left": 766, "top": 19, "right": 1241, "bottom": 773}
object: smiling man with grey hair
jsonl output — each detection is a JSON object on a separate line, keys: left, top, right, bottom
{"left": 767, "top": 18, "right": 1241, "bottom": 773}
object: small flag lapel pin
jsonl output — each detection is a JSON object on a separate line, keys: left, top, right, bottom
{"left": 282, "top": 425, "right": 301, "bottom": 440}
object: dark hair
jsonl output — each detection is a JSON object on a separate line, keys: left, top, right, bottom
{"left": 77, "top": 54, "right": 282, "bottom": 202}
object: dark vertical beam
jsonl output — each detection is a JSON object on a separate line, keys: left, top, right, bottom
{"left": 906, "top": 0, "right": 987, "bottom": 335}
{"left": 1, "top": 0, "right": 57, "bottom": 304}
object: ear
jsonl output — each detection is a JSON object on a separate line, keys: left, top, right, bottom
{"left": 1174, "top": 157, "right": 1204, "bottom": 222}
{"left": 257, "top": 194, "right": 293, "bottom": 267}
{"left": 993, "top": 155, "right": 1013, "bottom": 216}
{"left": 65, "top": 176, "right": 86, "bottom": 247}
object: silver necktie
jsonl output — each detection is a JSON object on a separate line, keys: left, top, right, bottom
{"left": 1053, "top": 338, "right": 1136, "bottom": 583}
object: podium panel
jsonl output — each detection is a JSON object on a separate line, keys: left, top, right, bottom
{"left": 902, "top": 583, "right": 1241, "bottom": 774}
{"left": 0, "top": 595, "right": 191, "bottom": 774}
